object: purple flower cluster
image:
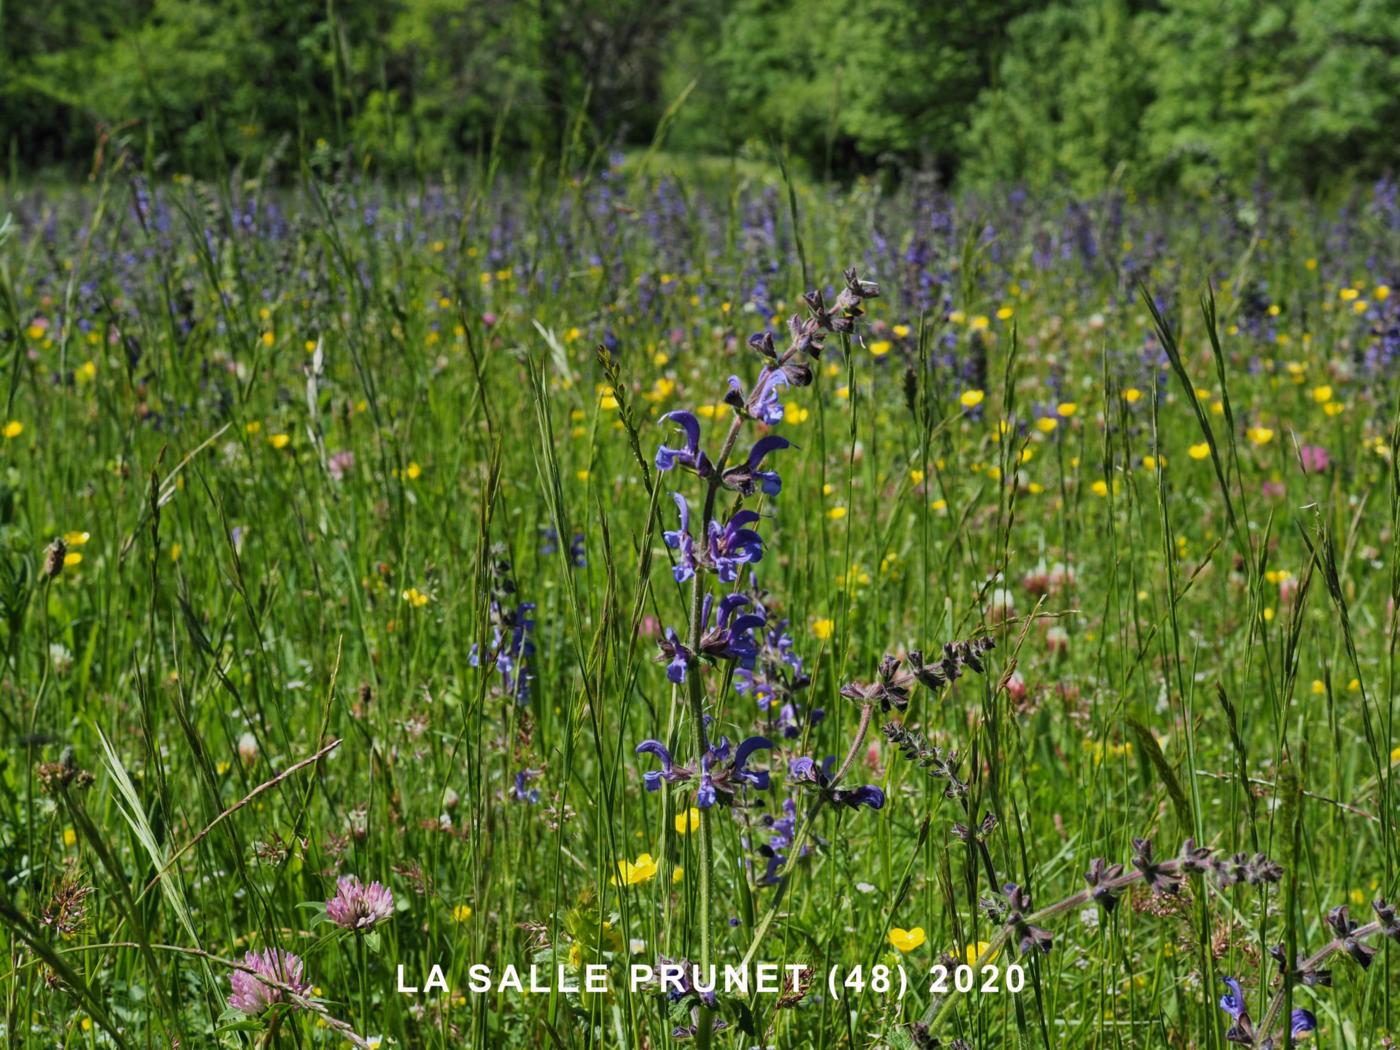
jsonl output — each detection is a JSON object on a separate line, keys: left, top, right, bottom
{"left": 227, "top": 947, "right": 311, "bottom": 1015}
{"left": 635, "top": 735, "right": 772, "bottom": 809}
{"left": 656, "top": 411, "right": 791, "bottom": 497}
{"left": 787, "top": 756, "right": 884, "bottom": 810}
{"left": 1218, "top": 976, "right": 1315, "bottom": 1045}
{"left": 753, "top": 795, "right": 814, "bottom": 886}
{"left": 324, "top": 875, "right": 394, "bottom": 931}
{"left": 734, "top": 586, "right": 821, "bottom": 740}
{"left": 654, "top": 594, "right": 765, "bottom": 684}
{"left": 664, "top": 496, "right": 765, "bottom": 584}
{"left": 467, "top": 544, "right": 536, "bottom": 703}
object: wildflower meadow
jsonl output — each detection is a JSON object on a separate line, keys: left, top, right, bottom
{"left": 2, "top": 154, "right": 1400, "bottom": 1050}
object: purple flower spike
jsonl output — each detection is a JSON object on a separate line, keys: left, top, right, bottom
{"left": 227, "top": 948, "right": 311, "bottom": 1015}
{"left": 325, "top": 875, "right": 394, "bottom": 931}
{"left": 634, "top": 733, "right": 769, "bottom": 809}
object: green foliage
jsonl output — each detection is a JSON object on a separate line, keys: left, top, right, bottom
{"left": 3, "top": 0, "right": 1399, "bottom": 188}
{"left": 1140, "top": 0, "right": 1400, "bottom": 191}
{"left": 961, "top": 0, "right": 1150, "bottom": 191}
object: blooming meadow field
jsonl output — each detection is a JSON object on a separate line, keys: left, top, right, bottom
{"left": 2, "top": 160, "right": 1399, "bottom": 1049}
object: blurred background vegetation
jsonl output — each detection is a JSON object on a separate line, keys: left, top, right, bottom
{"left": 3, "top": 0, "right": 1398, "bottom": 191}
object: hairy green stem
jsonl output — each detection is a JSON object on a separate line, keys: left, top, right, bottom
{"left": 685, "top": 406, "right": 748, "bottom": 1050}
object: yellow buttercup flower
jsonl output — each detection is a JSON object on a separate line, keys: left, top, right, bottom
{"left": 64, "top": 531, "right": 90, "bottom": 547}
{"left": 869, "top": 340, "right": 892, "bottom": 357}
{"left": 452, "top": 904, "right": 473, "bottom": 923}
{"left": 402, "top": 587, "right": 431, "bottom": 608}
{"left": 2, "top": 421, "right": 22, "bottom": 439}
{"left": 811, "top": 618, "right": 834, "bottom": 641}
{"left": 612, "top": 853, "right": 659, "bottom": 886}
{"left": 964, "top": 941, "right": 1000, "bottom": 965}
{"left": 1124, "top": 388, "right": 1142, "bottom": 404}
{"left": 1057, "top": 402, "right": 1077, "bottom": 417}
{"left": 1188, "top": 443, "right": 1210, "bottom": 460}
{"left": 888, "top": 927, "right": 926, "bottom": 953}
{"left": 1311, "top": 385, "right": 1332, "bottom": 404}
{"left": 1091, "top": 480, "right": 1109, "bottom": 497}
{"left": 674, "top": 808, "right": 700, "bottom": 835}
{"left": 960, "top": 389, "right": 985, "bottom": 409}
{"left": 268, "top": 433, "right": 291, "bottom": 450}
{"left": 1246, "top": 426, "right": 1274, "bottom": 446}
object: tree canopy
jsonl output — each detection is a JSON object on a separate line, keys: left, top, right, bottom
{"left": 3, "top": 0, "right": 1397, "bottom": 190}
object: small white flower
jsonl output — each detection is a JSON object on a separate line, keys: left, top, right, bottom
{"left": 237, "top": 732, "right": 259, "bottom": 764}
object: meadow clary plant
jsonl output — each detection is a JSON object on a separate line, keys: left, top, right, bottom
{"left": 634, "top": 268, "right": 996, "bottom": 1043}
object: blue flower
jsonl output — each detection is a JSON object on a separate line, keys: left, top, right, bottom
{"left": 511, "top": 769, "right": 542, "bottom": 803}
{"left": 655, "top": 595, "right": 766, "bottom": 684}
{"left": 721, "top": 435, "right": 791, "bottom": 496}
{"left": 635, "top": 735, "right": 772, "bottom": 808}
{"left": 634, "top": 740, "right": 692, "bottom": 792}
{"left": 788, "top": 754, "right": 884, "bottom": 810}
{"left": 1290, "top": 1009, "right": 1317, "bottom": 1038}
{"left": 751, "top": 371, "right": 788, "bottom": 425}
{"left": 756, "top": 796, "right": 813, "bottom": 885}
{"left": 1218, "top": 977, "right": 1247, "bottom": 1020}
{"left": 706, "top": 510, "right": 764, "bottom": 582}
{"left": 695, "top": 593, "right": 766, "bottom": 668}
{"left": 663, "top": 492, "right": 699, "bottom": 583}
{"left": 656, "top": 411, "right": 713, "bottom": 477}
{"left": 656, "top": 628, "right": 694, "bottom": 683}
{"left": 1217, "top": 976, "right": 1255, "bottom": 1043}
